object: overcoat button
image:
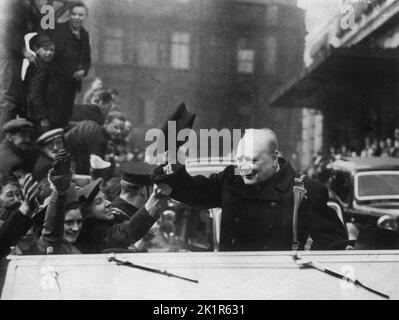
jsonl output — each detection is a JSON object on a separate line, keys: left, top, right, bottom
{"left": 234, "top": 218, "right": 241, "bottom": 224}
{"left": 271, "top": 202, "right": 277, "bottom": 208}
{"left": 231, "top": 238, "right": 237, "bottom": 245}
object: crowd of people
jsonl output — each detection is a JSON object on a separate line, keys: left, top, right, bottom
{"left": 0, "top": 1, "right": 184, "bottom": 258}
{"left": 0, "top": 1, "right": 397, "bottom": 260}
{"left": 304, "top": 129, "right": 399, "bottom": 184}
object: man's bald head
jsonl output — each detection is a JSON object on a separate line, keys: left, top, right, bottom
{"left": 236, "top": 129, "right": 280, "bottom": 185}
{"left": 237, "top": 129, "right": 278, "bottom": 158}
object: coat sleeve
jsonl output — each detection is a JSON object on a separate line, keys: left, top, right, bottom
{"left": 84, "top": 123, "right": 108, "bottom": 157}
{"left": 103, "top": 207, "right": 157, "bottom": 249}
{"left": 152, "top": 164, "right": 230, "bottom": 209}
{"left": 305, "top": 184, "right": 348, "bottom": 250}
{"left": 39, "top": 190, "right": 67, "bottom": 249}
{"left": 80, "top": 31, "right": 91, "bottom": 76}
{"left": 0, "top": 210, "right": 32, "bottom": 258}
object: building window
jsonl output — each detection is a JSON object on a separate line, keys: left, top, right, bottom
{"left": 103, "top": 27, "right": 124, "bottom": 65}
{"left": 266, "top": 5, "right": 278, "bottom": 26}
{"left": 171, "top": 32, "right": 190, "bottom": 69}
{"left": 237, "top": 38, "right": 254, "bottom": 74}
{"left": 264, "top": 36, "right": 277, "bottom": 75}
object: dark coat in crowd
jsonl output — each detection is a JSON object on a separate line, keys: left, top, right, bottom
{"left": 76, "top": 206, "right": 157, "bottom": 254}
{"left": 48, "top": 22, "right": 91, "bottom": 128}
{"left": 24, "top": 59, "right": 59, "bottom": 127}
{"left": 70, "top": 104, "right": 105, "bottom": 125}
{"left": 111, "top": 196, "right": 139, "bottom": 219}
{"left": 0, "top": 140, "right": 37, "bottom": 178}
{"left": 0, "top": 210, "right": 32, "bottom": 258}
{"left": 64, "top": 120, "right": 109, "bottom": 175}
{"left": 0, "top": 0, "right": 44, "bottom": 139}
{"left": 53, "top": 22, "right": 91, "bottom": 81}
{"left": 152, "top": 158, "right": 348, "bottom": 251}
{"left": 32, "top": 153, "right": 53, "bottom": 182}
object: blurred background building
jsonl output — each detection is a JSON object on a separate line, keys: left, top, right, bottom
{"left": 271, "top": 0, "right": 399, "bottom": 167}
{"left": 82, "top": 0, "right": 306, "bottom": 159}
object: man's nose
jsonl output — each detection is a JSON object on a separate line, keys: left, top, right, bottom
{"left": 71, "top": 222, "right": 80, "bottom": 231}
{"left": 239, "top": 160, "right": 253, "bottom": 174}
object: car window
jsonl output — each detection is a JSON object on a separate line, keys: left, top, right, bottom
{"left": 330, "top": 171, "right": 352, "bottom": 204}
{"left": 355, "top": 171, "right": 399, "bottom": 200}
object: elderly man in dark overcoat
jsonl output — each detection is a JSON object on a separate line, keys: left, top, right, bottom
{"left": 152, "top": 128, "right": 348, "bottom": 251}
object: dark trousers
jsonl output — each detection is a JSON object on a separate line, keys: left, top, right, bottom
{"left": 47, "top": 76, "right": 78, "bottom": 130}
{"left": 0, "top": 58, "right": 25, "bottom": 140}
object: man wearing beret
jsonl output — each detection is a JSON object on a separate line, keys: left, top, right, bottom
{"left": 0, "top": 118, "right": 38, "bottom": 179}
{"left": 152, "top": 128, "right": 348, "bottom": 251}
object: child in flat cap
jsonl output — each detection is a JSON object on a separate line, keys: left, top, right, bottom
{"left": 24, "top": 32, "right": 57, "bottom": 133}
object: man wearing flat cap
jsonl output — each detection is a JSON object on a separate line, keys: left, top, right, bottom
{"left": 0, "top": 118, "right": 38, "bottom": 178}
{"left": 111, "top": 161, "right": 156, "bottom": 219}
{"left": 33, "top": 128, "right": 65, "bottom": 181}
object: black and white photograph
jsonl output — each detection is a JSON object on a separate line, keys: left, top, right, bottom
{"left": 0, "top": 0, "right": 398, "bottom": 303}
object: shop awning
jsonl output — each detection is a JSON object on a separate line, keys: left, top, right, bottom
{"left": 270, "top": 46, "right": 399, "bottom": 109}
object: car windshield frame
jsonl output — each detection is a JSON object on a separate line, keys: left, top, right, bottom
{"left": 354, "top": 170, "right": 399, "bottom": 201}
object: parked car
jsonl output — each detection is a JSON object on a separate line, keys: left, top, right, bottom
{"left": 327, "top": 157, "right": 399, "bottom": 228}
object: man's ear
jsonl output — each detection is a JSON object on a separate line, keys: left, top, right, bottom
{"left": 272, "top": 151, "right": 279, "bottom": 164}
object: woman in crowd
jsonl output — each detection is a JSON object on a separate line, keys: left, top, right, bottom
{"left": 76, "top": 179, "right": 171, "bottom": 254}
{"left": 17, "top": 153, "right": 83, "bottom": 255}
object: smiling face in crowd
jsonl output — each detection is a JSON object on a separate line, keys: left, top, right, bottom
{"left": 36, "top": 43, "right": 55, "bottom": 63}
{"left": 86, "top": 191, "right": 113, "bottom": 221}
{"left": 236, "top": 129, "right": 279, "bottom": 185}
{"left": 63, "top": 208, "right": 83, "bottom": 244}
{"left": 69, "top": 5, "right": 87, "bottom": 30}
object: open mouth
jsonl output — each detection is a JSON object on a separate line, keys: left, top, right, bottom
{"left": 241, "top": 171, "right": 256, "bottom": 179}
{"left": 244, "top": 173, "right": 256, "bottom": 179}
{"left": 104, "top": 209, "right": 114, "bottom": 218}
{"left": 71, "top": 20, "right": 81, "bottom": 27}
{"left": 65, "top": 232, "right": 79, "bottom": 240}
